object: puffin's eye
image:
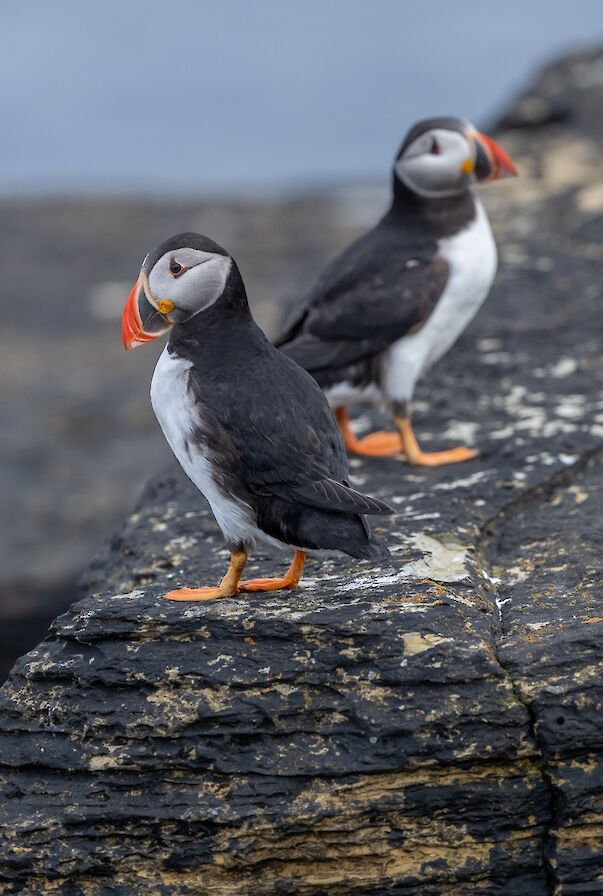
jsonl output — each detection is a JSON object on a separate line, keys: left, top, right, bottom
{"left": 429, "top": 137, "right": 441, "bottom": 155}
{"left": 169, "top": 259, "right": 184, "bottom": 277}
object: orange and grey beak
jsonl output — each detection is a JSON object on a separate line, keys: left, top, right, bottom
{"left": 122, "top": 275, "right": 173, "bottom": 350}
{"left": 472, "top": 130, "right": 517, "bottom": 182}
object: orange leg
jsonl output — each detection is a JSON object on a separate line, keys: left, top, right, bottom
{"left": 239, "top": 550, "right": 306, "bottom": 593}
{"left": 335, "top": 407, "right": 402, "bottom": 457}
{"left": 164, "top": 550, "right": 247, "bottom": 602}
{"left": 394, "top": 416, "right": 479, "bottom": 467}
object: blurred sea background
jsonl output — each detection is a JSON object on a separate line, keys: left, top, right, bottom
{"left": 2, "top": 0, "right": 603, "bottom": 678}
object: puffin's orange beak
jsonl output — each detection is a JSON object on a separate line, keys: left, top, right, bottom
{"left": 122, "top": 276, "right": 172, "bottom": 350}
{"left": 473, "top": 131, "right": 517, "bottom": 181}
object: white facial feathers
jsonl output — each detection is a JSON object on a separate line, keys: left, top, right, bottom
{"left": 395, "top": 129, "right": 473, "bottom": 199}
{"left": 148, "top": 248, "right": 232, "bottom": 317}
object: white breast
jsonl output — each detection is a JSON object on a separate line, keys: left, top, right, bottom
{"left": 150, "top": 348, "right": 268, "bottom": 550}
{"left": 382, "top": 198, "right": 497, "bottom": 404}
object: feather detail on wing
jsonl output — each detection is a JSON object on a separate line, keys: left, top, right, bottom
{"left": 270, "top": 478, "right": 393, "bottom": 515}
{"left": 277, "top": 222, "right": 449, "bottom": 372}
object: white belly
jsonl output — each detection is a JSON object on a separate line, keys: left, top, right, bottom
{"left": 150, "top": 348, "right": 271, "bottom": 549}
{"left": 382, "top": 199, "right": 497, "bottom": 403}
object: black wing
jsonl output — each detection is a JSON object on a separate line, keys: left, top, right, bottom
{"left": 195, "top": 337, "right": 391, "bottom": 516}
{"left": 277, "top": 221, "right": 449, "bottom": 372}
{"left": 271, "top": 478, "right": 391, "bottom": 515}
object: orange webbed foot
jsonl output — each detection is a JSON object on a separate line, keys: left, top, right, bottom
{"left": 239, "top": 550, "right": 306, "bottom": 593}
{"left": 395, "top": 416, "right": 479, "bottom": 467}
{"left": 335, "top": 408, "right": 402, "bottom": 457}
{"left": 163, "top": 550, "right": 247, "bottom": 601}
{"left": 352, "top": 430, "right": 403, "bottom": 457}
{"left": 163, "top": 585, "right": 238, "bottom": 602}
{"left": 164, "top": 551, "right": 306, "bottom": 600}
{"left": 238, "top": 576, "right": 298, "bottom": 593}
{"left": 405, "top": 445, "right": 479, "bottom": 467}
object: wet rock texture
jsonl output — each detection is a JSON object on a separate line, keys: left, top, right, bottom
{"left": 1, "top": 49, "right": 603, "bottom": 894}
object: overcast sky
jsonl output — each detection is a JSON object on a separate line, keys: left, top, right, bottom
{"left": 3, "top": 1, "right": 602, "bottom": 196}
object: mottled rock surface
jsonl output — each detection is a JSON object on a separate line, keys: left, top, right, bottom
{"left": 1, "top": 49, "right": 603, "bottom": 894}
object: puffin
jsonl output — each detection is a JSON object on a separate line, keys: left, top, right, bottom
{"left": 121, "top": 233, "right": 392, "bottom": 601}
{"left": 276, "top": 117, "right": 517, "bottom": 466}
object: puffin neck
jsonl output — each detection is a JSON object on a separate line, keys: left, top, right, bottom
{"left": 389, "top": 174, "right": 476, "bottom": 238}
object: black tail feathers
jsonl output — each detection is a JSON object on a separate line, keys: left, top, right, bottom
{"left": 274, "top": 478, "right": 395, "bottom": 517}
{"left": 349, "top": 535, "right": 392, "bottom": 562}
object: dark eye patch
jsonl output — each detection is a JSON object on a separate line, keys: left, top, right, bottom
{"left": 429, "top": 137, "right": 441, "bottom": 155}
{"left": 169, "top": 259, "right": 184, "bottom": 277}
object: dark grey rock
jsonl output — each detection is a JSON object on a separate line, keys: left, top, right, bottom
{"left": 494, "top": 46, "right": 603, "bottom": 140}
{"left": 1, "top": 47, "right": 603, "bottom": 894}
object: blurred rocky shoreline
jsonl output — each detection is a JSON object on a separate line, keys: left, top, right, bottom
{"left": 2, "top": 45, "right": 603, "bottom": 679}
